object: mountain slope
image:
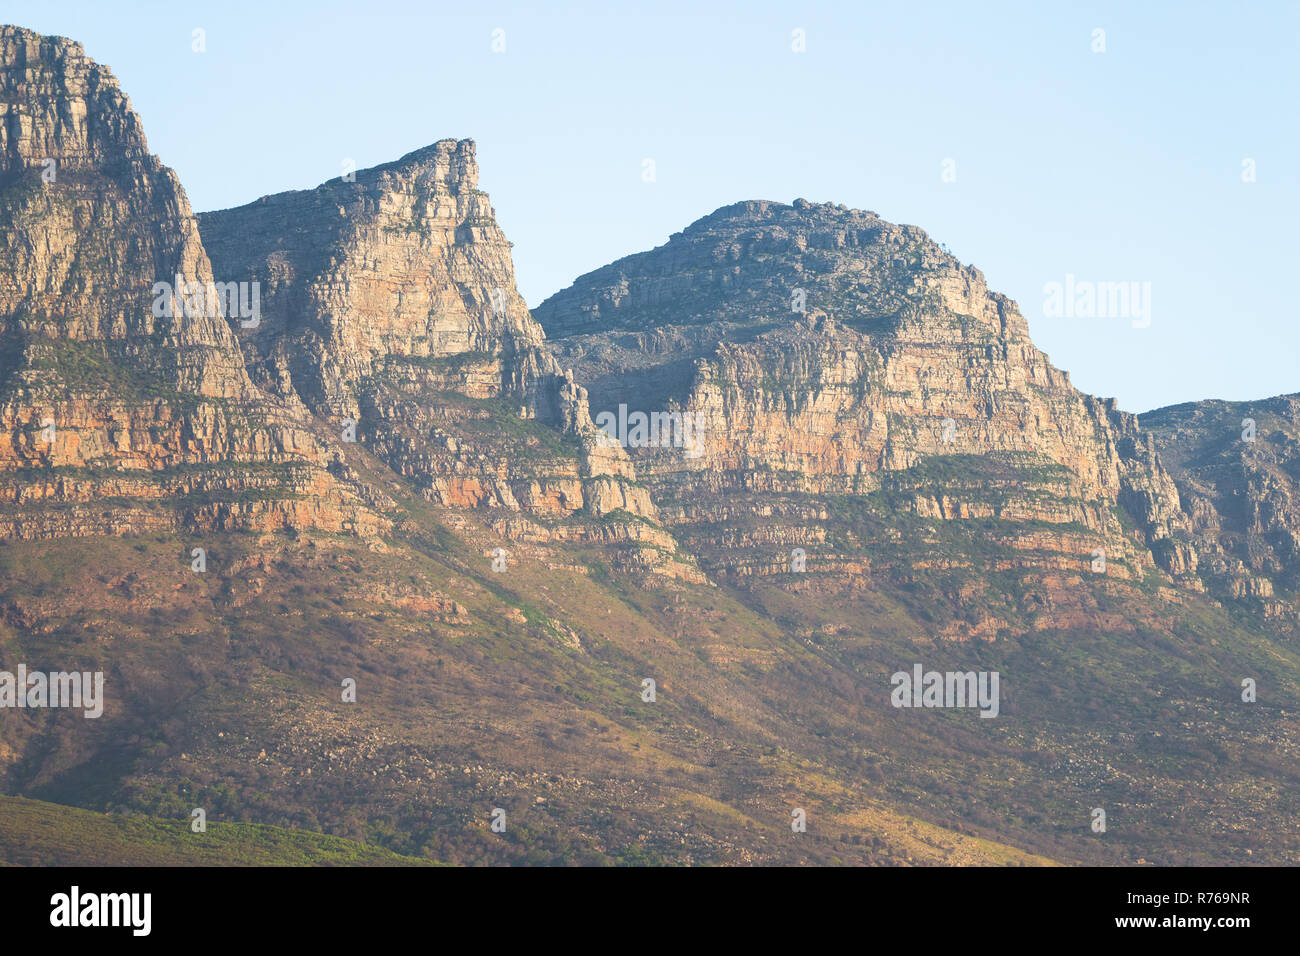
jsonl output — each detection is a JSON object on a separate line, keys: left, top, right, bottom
{"left": 1145, "top": 393, "right": 1300, "bottom": 629}
{"left": 1, "top": 25, "right": 1297, "bottom": 868}
{"left": 0, "top": 794, "right": 436, "bottom": 866}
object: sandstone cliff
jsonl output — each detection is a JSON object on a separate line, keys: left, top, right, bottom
{"left": 536, "top": 199, "right": 1207, "bottom": 634}
{"left": 196, "top": 140, "right": 681, "bottom": 590}
{"left": 198, "top": 142, "right": 656, "bottom": 526}
{"left": 3, "top": 24, "right": 1298, "bottom": 869}
{"left": 1146, "top": 393, "right": 1300, "bottom": 626}
{"left": 0, "top": 26, "right": 381, "bottom": 539}
{"left": 198, "top": 140, "right": 554, "bottom": 418}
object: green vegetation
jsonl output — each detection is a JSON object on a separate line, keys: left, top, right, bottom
{"left": 0, "top": 795, "right": 436, "bottom": 866}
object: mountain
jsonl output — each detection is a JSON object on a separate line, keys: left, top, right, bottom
{"left": 1145, "top": 394, "right": 1300, "bottom": 623}
{"left": 534, "top": 199, "right": 1216, "bottom": 630}
{"left": 0, "top": 25, "right": 381, "bottom": 542}
{"left": 1, "top": 25, "right": 1297, "bottom": 867}
{"left": 198, "top": 139, "right": 681, "bottom": 576}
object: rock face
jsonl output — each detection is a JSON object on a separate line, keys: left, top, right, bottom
{"left": 0, "top": 27, "right": 650, "bottom": 543}
{"left": 0, "top": 26, "right": 255, "bottom": 398}
{"left": 1145, "top": 394, "right": 1300, "bottom": 624}
{"left": 0, "top": 26, "right": 380, "bottom": 538}
{"left": 198, "top": 140, "right": 551, "bottom": 418}
{"left": 3, "top": 25, "right": 1300, "bottom": 868}
{"left": 199, "top": 142, "right": 653, "bottom": 523}
{"left": 535, "top": 199, "right": 1196, "bottom": 606}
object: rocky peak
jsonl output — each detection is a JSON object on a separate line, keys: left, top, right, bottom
{"left": 0, "top": 24, "right": 252, "bottom": 399}
{"left": 199, "top": 137, "right": 554, "bottom": 417}
{"left": 538, "top": 197, "right": 1011, "bottom": 340}
{"left": 537, "top": 197, "right": 1191, "bottom": 582}
{"left": 0, "top": 27, "right": 148, "bottom": 174}
{"left": 199, "top": 140, "right": 652, "bottom": 524}
{"left": 0, "top": 26, "right": 378, "bottom": 539}
{"left": 366, "top": 137, "right": 480, "bottom": 191}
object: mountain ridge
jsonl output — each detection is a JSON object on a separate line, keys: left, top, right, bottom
{"left": 1, "top": 24, "right": 1297, "bottom": 867}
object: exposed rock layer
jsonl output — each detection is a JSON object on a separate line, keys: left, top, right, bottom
{"left": 199, "top": 141, "right": 654, "bottom": 525}
{"left": 0, "top": 26, "right": 379, "bottom": 537}
{"left": 535, "top": 199, "right": 1229, "bottom": 621}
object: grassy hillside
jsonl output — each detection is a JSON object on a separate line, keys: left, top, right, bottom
{"left": 0, "top": 795, "right": 435, "bottom": 866}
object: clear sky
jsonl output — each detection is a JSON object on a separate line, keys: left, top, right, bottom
{"left": 8, "top": 0, "right": 1297, "bottom": 412}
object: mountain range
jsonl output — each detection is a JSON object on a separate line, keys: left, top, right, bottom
{"left": 0, "top": 25, "right": 1296, "bottom": 866}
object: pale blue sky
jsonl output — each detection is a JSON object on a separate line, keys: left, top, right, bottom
{"left": 8, "top": 1, "right": 1297, "bottom": 412}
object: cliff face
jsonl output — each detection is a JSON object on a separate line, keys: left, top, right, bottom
{"left": 199, "top": 143, "right": 654, "bottom": 524}
{"left": 1146, "top": 394, "right": 1300, "bottom": 625}
{"left": 536, "top": 199, "right": 1181, "bottom": 497}
{"left": 0, "top": 26, "right": 248, "bottom": 397}
{"left": 0, "top": 26, "right": 653, "bottom": 541}
{"left": 537, "top": 199, "right": 1203, "bottom": 632}
{"left": 198, "top": 140, "right": 551, "bottom": 416}
{"left": 0, "top": 26, "right": 381, "bottom": 538}
{"left": 3, "top": 25, "right": 1299, "bottom": 868}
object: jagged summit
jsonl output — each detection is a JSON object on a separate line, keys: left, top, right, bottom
{"left": 0, "top": 25, "right": 379, "bottom": 538}
{"left": 0, "top": 23, "right": 241, "bottom": 391}
{"left": 199, "top": 134, "right": 540, "bottom": 417}
{"left": 234, "top": 138, "right": 482, "bottom": 210}
{"left": 352, "top": 137, "right": 479, "bottom": 188}
{"left": 199, "top": 135, "right": 656, "bottom": 524}
{"left": 0, "top": 26, "right": 149, "bottom": 174}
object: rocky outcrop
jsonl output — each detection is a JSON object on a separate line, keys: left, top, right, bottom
{"left": 536, "top": 199, "right": 1194, "bottom": 593}
{"left": 198, "top": 140, "right": 654, "bottom": 525}
{"left": 0, "top": 26, "right": 379, "bottom": 538}
{"left": 0, "top": 26, "right": 251, "bottom": 398}
{"left": 1145, "top": 394, "right": 1300, "bottom": 625}
{"left": 0, "top": 22, "right": 672, "bottom": 578}
{"left": 198, "top": 140, "right": 555, "bottom": 418}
